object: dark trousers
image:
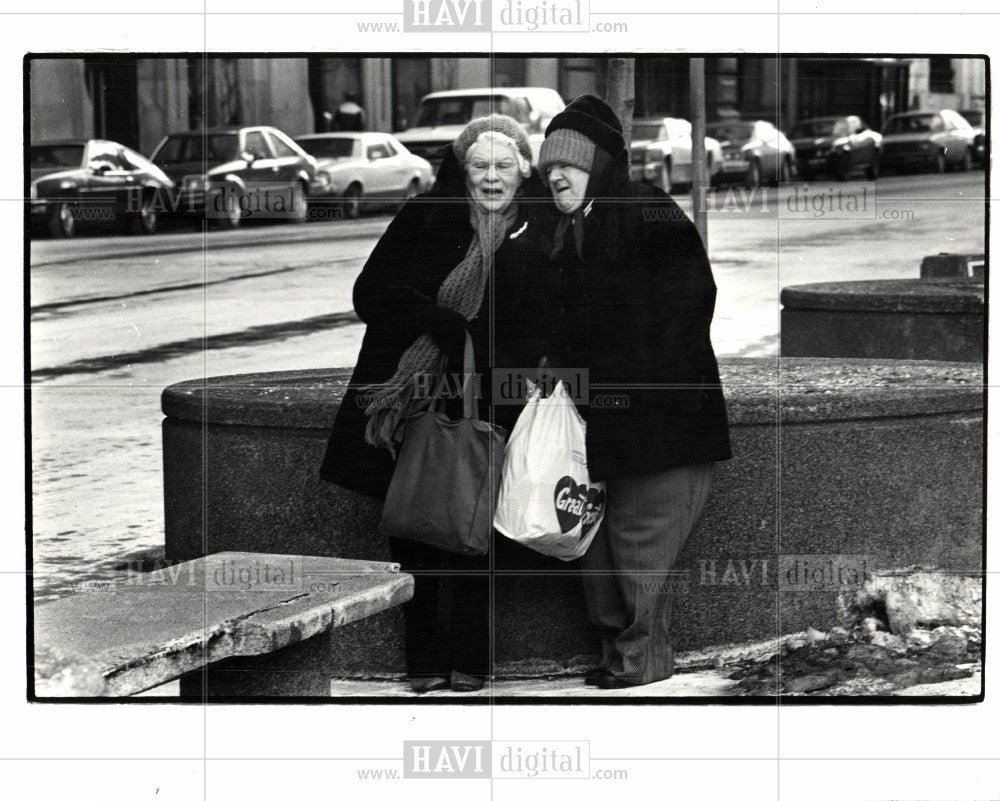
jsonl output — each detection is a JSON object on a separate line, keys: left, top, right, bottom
{"left": 580, "top": 462, "right": 714, "bottom": 685}
{"left": 389, "top": 536, "right": 490, "bottom": 679}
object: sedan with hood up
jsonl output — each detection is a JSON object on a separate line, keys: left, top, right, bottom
{"left": 790, "top": 115, "right": 881, "bottom": 180}
{"left": 294, "top": 132, "right": 433, "bottom": 220}
{"left": 149, "top": 126, "right": 318, "bottom": 228}
{"left": 30, "top": 139, "right": 172, "bottom": 237}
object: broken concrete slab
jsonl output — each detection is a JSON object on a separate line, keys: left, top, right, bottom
{"left": 34, "top": 552, "right": 413, "bottom": 697}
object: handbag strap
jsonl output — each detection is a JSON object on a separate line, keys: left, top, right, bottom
{"left": 462, "top": 332, "right": 477, "bottom": 420}
{"left": 428, "top": 332, "right": 478, "bottom": 419}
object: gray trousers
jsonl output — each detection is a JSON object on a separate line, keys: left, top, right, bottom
{"left": 580, "top": 462, "right": 715, "bottom": 685}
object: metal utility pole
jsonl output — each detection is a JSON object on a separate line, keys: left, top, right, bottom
{"left": 607, "top": 58, "right": 635, "bottom": 147}
{"left": 689, "top": 58, "right": 708, "bottom": 248}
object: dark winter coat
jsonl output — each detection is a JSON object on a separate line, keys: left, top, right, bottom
{"left": 524, "top": 146, "right": 732, "bottom": 480}
{"left": 319, "top": 147, "right": 549, "bottom": 499}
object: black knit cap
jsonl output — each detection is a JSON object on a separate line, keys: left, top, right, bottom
{"left": 545, "top": 94, "right": 626, "bottom": 157}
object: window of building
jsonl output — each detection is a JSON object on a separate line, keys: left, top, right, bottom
{"left": 493, "top": 57, "right": 527, "bottom": 88}
{"left": 929, "top": 58, "right": 954, "bottom": 94}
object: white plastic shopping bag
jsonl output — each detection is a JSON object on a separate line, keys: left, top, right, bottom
{"left": 494, "top": 381, "right": 606, "bottom": 560}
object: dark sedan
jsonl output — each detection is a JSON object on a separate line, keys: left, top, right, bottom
{"left": 790, "top": 115, "right": 882, "bottom": 180}
{"left": 149, "top": 126, "right": 318, "bottom": 228}
{"left": 880, "top": 110, "right": 976, "bottom": 174}
{"left": 30, "top": 139, "right": 172, "bottom": 237}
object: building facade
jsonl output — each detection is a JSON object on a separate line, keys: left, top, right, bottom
{"left": 29, "top": 55, "right": 987, "bottom": 156}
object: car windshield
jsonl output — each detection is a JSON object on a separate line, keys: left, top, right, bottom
{"left": 31, "top": 144, "right": 85, "bottom": 169}
{"left": 152, "top": 134, "right": 239, "bottom": 165}
{"left": 791, "top": 119, "right": 840, "bottom": 137}
{"left": 295, "top": 137, "right": 357, "bottom": 159}
{"left": 961, "top": 111, "right": 983, "bottom": 127}
{"left": 705, "top": 122, "right": 754, "bottom": 143}
{"left": 415, "top": 96, "right": 513, "bottom": 127}
{"left": 884, "top": 114, "right": 941, "bottom": 134}
{"left": 631, "top": 123, "right": 665, "bottom": 141}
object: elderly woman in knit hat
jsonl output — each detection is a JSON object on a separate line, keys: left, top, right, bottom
{"left": 525, "top": 95, "right": 732, "bottom": 690}
{"left": 319, "top": 115, "right": 546, "bottom": 693}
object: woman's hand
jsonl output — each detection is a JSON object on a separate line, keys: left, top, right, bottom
{"left": 421, "top": 305, "right": 469, "bottom": 356}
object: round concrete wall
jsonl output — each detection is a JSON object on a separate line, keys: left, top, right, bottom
{"left": 162, "top": 358, "right": 984, "bottom": 681}
{"left": 781, "top": 280, "right": 984, "bottom": 362}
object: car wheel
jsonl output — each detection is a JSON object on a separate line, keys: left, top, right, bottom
{"left": 128, "top": 192, "right": 158, "bottom": 235}
{"left": 799, "top": 167, "right": 814, "bottom": 182}
{"left": 961, "top": 148, "right": 973, "bottom": 172}
{"left": 934, "top": 151, "right": 947, "bottom": 174}
{"left": 343, "top": 183, "right": 362, "bottom": 220}
{"left": 288, "top": 182, "right": 308, "bottom": 224}
{"left": 660, "top": 160, "right": 672, "bottom": 194}
{"left": 215, "top": 187, "right": 243, "bottom": 229}
{"left": 48, "top": 201, "right": 76, "bottom": 238}
{"left": 864, "top": 155, "right": 880, "bottom": 181}
{"left": 744, "top": 160, "right": 761, "bottom": 190}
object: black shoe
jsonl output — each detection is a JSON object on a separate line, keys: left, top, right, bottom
{"left": 593, "top": 674, "right": 642, "bottom": 690}
{"left": 584, "top": 668, "right": 610, "bottom": 686}
{"left": 449, "top": 670, "right": 486, "bottom": 692}
{"left": 409, "top": 676, "right": 449, "bottom": 694}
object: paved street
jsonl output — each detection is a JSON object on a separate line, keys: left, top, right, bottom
{"left": 29, "top": 171, "right": 986, "bottom": 602}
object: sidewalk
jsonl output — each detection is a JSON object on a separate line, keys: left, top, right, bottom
{"left": 327, "top": 669, "right": 981, "bottom": 699}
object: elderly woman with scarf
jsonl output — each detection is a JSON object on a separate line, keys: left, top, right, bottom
{"left": 319, "top": 115, "right": 547, "bottom": 693}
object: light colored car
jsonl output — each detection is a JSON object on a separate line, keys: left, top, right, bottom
{"left": 958, "top": 109, "right": 986, "bottom": 167}
{"left": 395, "top": 87, "right": 566, "bottom": 169}
{"left": 628, "top": 117, "right": 723, "bottom": 193}
{"left": 707, "top": 119, "right": 796, "bottom": 188}
{"left": 295, "top": 132, "right": 433, "bottom": 219}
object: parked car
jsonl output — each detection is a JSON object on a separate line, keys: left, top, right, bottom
{"left": 790, "top": 115, "right": 882, "bottom": 180}
{"left": 958, "top": 109, "right": 987, "bottom": 167}
{"left": 294, "top": 132, "right": 433, "bottom": 219}
{"left": 395, "top": 87, "right": 565, "bottom": 169}
{"left": 705, "top": 119, "right": 795, "bottom": 188}
{"left": 149, "top": 126, "right": 318, "bottom": 228}
{"left": 628, "top": 117, "right": 723, "bottom": 193}
{"left": 30, "top": 139, "right": 172, "bottom": 237}
{"left": 879, "top": 110, "right": 976, "bottom": 174}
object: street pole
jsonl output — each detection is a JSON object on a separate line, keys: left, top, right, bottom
{"left": 607, "top": 58, "right": 635, "bottom": 148}
{"left": 689, "top": 58, "right": 708, "bottom": 249}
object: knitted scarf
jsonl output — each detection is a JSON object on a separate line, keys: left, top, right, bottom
{"left": 360, "top": 201, "right": 518, "bottom": 455}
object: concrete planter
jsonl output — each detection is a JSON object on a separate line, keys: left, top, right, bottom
{"left": 162, "top": 358, "right": 983, "bottom": 682}
{"left": 781, "top": 280, "right": 984, "bottom": 362}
